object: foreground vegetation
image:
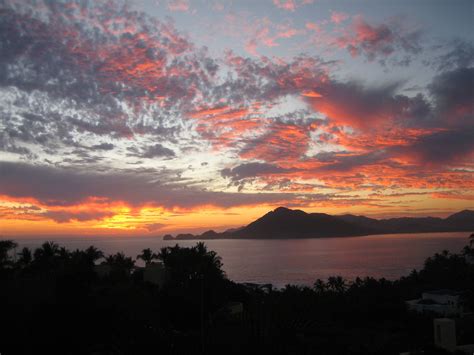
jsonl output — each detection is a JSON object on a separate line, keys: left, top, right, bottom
{"left": 1, "top": 239, "right": 473, "bottom": 355}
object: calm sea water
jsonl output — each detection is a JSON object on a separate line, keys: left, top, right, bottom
{"left": 13, "top": 232, "right": 471, "bottom": 288}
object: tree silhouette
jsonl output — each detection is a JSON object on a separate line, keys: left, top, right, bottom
{"left": 0, "top": 240, "right": 17, "bottom": 268}
{"left": 104, "top": 252, "right": 135, "bottom": 277}
{"left": 327, "top": 276, "right": 347, "bottom": 293}
{"left": 59, "top": 246, "right": 70, "bottom": 260}
{"left": 83, "top": 246, "right": 104, "bottom": 265}
{"left": 157, "top": 242, "right": 224, "bottom": 285}
{"left": 33, "top": 241, "right": 61, "bottom": 269}
{"left": 313, "top": 278, "right": 327, "bottom": 294}
{"left": 0, "top": 239, "right": 473, "bottom": 354}
{"left": 17, "top": 247, "right": 33, "bottom": 266}
{"left": 34, "top": 241, "right": 60, "bottom": 259}
{"left": 137, "top": 248, "right": 158, "bottom": 266}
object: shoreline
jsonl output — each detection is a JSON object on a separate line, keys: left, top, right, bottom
{"left": 163, "top": 228, "right": 474, "bottom": 241}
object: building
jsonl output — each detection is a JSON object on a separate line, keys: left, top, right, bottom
{"left": 434, "top": 318, "right": 457, "bottom": 351}
{"left": 406, "top": 289, "right": 464, "bottom": 316}
{"left": 401, "top": 317, "right": 474, "bottom": 354}
{"left": 434, "top": 318, "right": 474, "bottom": 354}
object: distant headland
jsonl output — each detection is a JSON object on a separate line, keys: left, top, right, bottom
{"left": 163, "top": 207, "right": 474, "bottom": 240}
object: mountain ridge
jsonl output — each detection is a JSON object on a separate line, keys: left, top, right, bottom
{"left": 163, "top": 207, "right": 474, "bottom": 240}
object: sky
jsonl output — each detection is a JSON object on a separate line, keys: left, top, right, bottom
{"left": 0, "top": 0, "right": 473, "bottom": 237}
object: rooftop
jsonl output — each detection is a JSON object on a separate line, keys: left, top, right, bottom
{"left": 424, "top": 289, "right": 463, "bottom": 296}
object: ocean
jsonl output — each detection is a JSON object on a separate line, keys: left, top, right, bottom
{"left": 12, "top": 231, "right": 471, "bottom": 288}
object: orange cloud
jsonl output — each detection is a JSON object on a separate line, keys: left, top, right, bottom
{"left": 188, "top": 104, "right": 265, "bottom": 150}
{"left": 240, "top": 122, "right": 313, "bottom": 164}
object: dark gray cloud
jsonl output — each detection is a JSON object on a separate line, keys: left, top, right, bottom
{"left": 0, "top": 161, "right": 293, "bottom": 208}
{"left": 221, "top": 162, "right": 296, "bottom": 191}
{"left": 428, "top": 66, "right": 474, "bottom": 124}
{"left": 141, "top": 144, "right": 176, "bottom": 159}
{"left": 432, "top": 39, "right": 474, "bottom": 72}
{"left": 127, "top": 144, "right": 176, "bottom": 159}
{"left": 90, "top": 143, "right": 115, "bottom": 151}
{"left": 220, "top": 52, "right": 331, "bottom": 106}
{"left": 222, "top": 162, "right": 290, "bottom": 181}
{"left": 42, "top": 210, "right": 116, "bottom": 223}
{"left": 399, "top": 127, "right": 474, "bottom": 164}
{"left": 307, "top": 79, "right": 432, "bottom": 128}
{"left": 0, "top": 131, "right": 35, "bottom": 158}
{"left": 315, "top": 151, "right": 391, "bottom": 172}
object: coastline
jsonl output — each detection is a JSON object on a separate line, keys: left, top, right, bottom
{"left": 163, "top": 227, "right": 474, "bottom": 241}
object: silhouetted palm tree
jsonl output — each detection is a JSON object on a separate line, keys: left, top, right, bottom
{"left": 59, "top": 246, "right": 70, "bottom": 260}
{"left": 105, "top": 252, "right": 135, "bottom": 274}
{"left": 194, "top": 242, "right": 223, "bottom": 274}
{"left": 137, "top": 248, "right": 158, "bottom": 266}
{"left": 17, "top": 247, "right": 33, "bottom": 266}
{"left": 327, "top": 276, "right": 347, "bottom": 293}
{"left": 33, "top": 241, "right": 60, "bottom": 268}
{"left": 84, "top": 246, "right": 104, "bottom": 264}
{"left": 0, "top": 240, "right": 18, "bottom": 268}
{"left": 313, "top": 279, "right": 327, "bottom": 294}
{"left": 469, "top": 233, "right": 474, "bottom": 248}
{"left": 157, "top": 245, "right": 171, "bottom": 263}
{"left": 157, "top": 242, "right": 225, "bottom": 286}
{"left": 34, "top": 241, "right": 60, "bottom": 259}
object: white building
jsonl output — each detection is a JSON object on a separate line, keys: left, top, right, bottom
{"left": 433, "top": 318, "right": 474, "bottom": 354}
{"left": 401, "top": 318, "right": 474, "bottom": 355}
{"left": 434, "top": 318, "right": 457, "bottom": 351}
{"left": 406, "top": 289, "right": 464, "bottom": 316}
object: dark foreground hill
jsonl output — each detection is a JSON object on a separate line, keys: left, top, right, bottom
{"left": 164, "top": 207, "right": 474, "bottom": 240}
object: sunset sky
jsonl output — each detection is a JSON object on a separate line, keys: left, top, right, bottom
{"left": 0, "top": 0, "right": 473, "bottom": 237}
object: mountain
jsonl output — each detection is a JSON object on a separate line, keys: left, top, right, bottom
{"left": 445, "top": 210, "right": 474, "bottom": 227}
{"left": 162, "top": 207, "right": 474, "bottom": 240}
{"left": 231, "top": 207, "right": 373, "bottom": 238}
{"left": 340, "top": 210, "right": 474, "bottom": 234}
{"left": 339, "top": 215, "right": 447, "bottom": 234}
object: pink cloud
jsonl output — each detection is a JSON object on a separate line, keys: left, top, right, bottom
{"left": 212, "top": 1, "right": 225, "bottom": 12}
{"left": 273, "top": 0, "right": 314, "bottom": 11}
{"left": 330, "top": 11, "right": 349, "bottom": 24}
{"left": 306, "top": 22, "right": 322, "bottom": 32}
{"left": 167, "top": 0, "right": 189, "bottom": 12}
{"left": 245, "top": 39, "right": 259, "bottom": 56}
{"left": 273, "top": 0, "right": 297, "bottom": 11}
{"left": 334, "top": 16, "right": 422, "bottom": 61}
{"left": 241, "top": 20, "right": 302, "bottom": 56}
